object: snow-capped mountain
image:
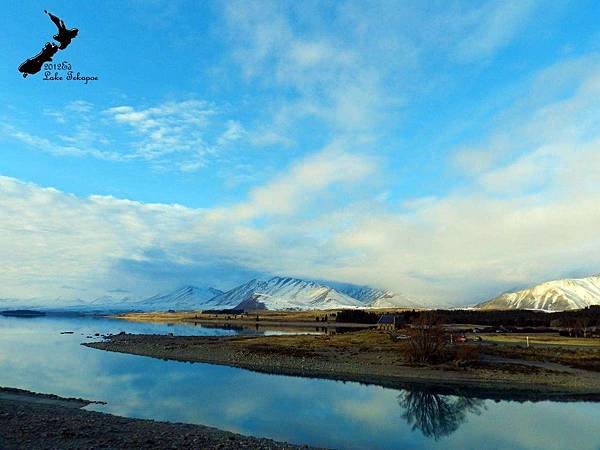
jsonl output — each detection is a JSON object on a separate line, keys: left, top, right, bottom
{"left": 204, "top": 276, "right": 364, "bottom": 311}
{"left": 366, "top": 290, "right": 421, "bottom": 309}
{"left": 0, "top": 286, "right": 223, "bottom": 313}
{"left": 137, "top": 286, "right": 223, "bottom": 311}
{"left": 0, "top": 295, "right": 139, "bottom": 313}
{"left": 0, "top": 277, "right": 418, "bottom": 312}
{"left": 476, "top": 275, "right": 600, "bottom": 311}
{"left": 333, "top": 284, "right": 420, "bottom": 309}
{"left": 204, "top": 278, "right": 265, "bottom": 309}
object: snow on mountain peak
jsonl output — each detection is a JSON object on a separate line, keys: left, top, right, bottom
{"left": 204, "top": 276, "right": 364, "bottom": 311}
{"left": 476, "top": 274, "right": 600, "bottom": 311}
{"left": 332, "top": 283, "right": 420, "bottom": 309}
{"left": 0, "top": 277, "right": 417, "bottom": 312}
{"left": 137, "top": 285, "right": 224, "bottom": 311}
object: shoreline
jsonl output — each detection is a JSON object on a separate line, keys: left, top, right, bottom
{"left": 0, "top": 387, "right": 314, "bottom": 450}
{"left": 114, "top": 311, "right": 376, "bottom": 329}
{"left": 84, "top": 332, "right": 600, "bottom": 399}
{"left": 0, "top": 387, "right": 102, "bottom": 408}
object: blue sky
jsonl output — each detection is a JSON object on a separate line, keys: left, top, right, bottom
{"left": 2, "top": 1, "right": 600, "bottom": 304}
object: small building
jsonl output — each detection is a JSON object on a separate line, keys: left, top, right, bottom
{"left": 377, "top": 314, "right": 406, "bottom": 331}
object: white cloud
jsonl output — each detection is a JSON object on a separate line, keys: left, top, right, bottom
{"left": 3, "top": 54, "right": 600, "bottom": 304}
{"left": 0, "top": 144, "right": 374, "bottom": 300}
{"left": 222, "top": 1, "right": 390, "bottom": 141}
{"left": 217, "top": 120, "right": 245, "bottom": 146}
{"left": 0, "top": 124, "right": 123, "bottom": 161}
{"left": 454, "top": 53, "right": 600, "bottom": 195}
{"left": 2, "top": 123, "right": 600, "bottom": 304}
{"left": 229, "top": 144, "right": 376, "bottom": 219}
{"left": 2, "top": 99, "right": 248, "bottom": 173}
{"left": 219, "top": 0, "right": 542, "bottom": 152}
{"left": 1, "top": 5, "right": 597, "bottom": 306}
{"left": 66, "top": 100, "right": 94, "bottom": 113}
{"left": 104, "top": 100, "right": 217, "bottom": 161}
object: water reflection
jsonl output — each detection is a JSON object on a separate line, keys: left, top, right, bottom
{"left": 398, "top": 389, "right": 484, "bottom": 440}
{"left": 0, "top": 316, "right": 599, "bottom": 450}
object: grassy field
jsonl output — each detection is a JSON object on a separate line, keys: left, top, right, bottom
{"left": 119, "top": 309, "right": 341, "bottom": 323}
{"left": 228, "top": 328, "right": 399, "bottom": 352}
{"left": 116, "top": 308, "right": 411, "bottom": 327}
{"left": 479, "top": 332, "right": 600, "bottom": 347}
{"left": 480, "top": 343, "right": 600, "bottom": 371}
{"left": 115, "top": 311, "right": 600, "bottom": 373}
{"left": 229, "top": 329, "right": 600, "bottom": 372}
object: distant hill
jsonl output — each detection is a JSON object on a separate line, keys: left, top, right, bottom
{"left": 137, "top": 286, "right": 224, "bottom": 311}
{"left": 331, "top": 283, "right": 421, "bottom": 309}
{"left": 0, "top": 310, "right": 45, "bottom": 317}
{"left": 476, "top": 275, "right": 600, "bottom": 312}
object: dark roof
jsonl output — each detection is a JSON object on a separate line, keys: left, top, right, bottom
{"left": 377, "top": 314, "right": 395, "bottom": 324}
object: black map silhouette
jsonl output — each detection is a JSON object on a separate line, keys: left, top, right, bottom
{"left": 17, "top": 42, "right": 59, "bottom": 78}
{"left": 45, "top": 10, "right": 78, "bottom": 50}
{"left": 18, "top": 10, "right": 78, "bottom": 78}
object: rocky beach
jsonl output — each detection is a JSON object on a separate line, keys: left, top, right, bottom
{"left": 0, "top": 387, "right": 313, "bottom": 450}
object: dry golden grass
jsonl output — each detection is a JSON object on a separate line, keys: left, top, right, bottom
{"left": 116, "top": 308, "right": 413, "bottom": 325}
{"left": 229, "top": 329, "right": 399, "bottom": 351}
{"left": 481, "top": 342, "right": 600, "bottom": 372}
{"left": 217, "top": 329, "right": 410, "bottom": 364}
{"left": 479, "top": 333, "right": 600, "bottom": 348}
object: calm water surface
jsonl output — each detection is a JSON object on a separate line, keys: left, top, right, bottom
{"left": 0, "top": 315, "right": 599, "bottom": 450}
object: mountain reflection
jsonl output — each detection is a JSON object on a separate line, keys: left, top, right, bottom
{"left": 398, "top": 390, "right": 485, "bottom": 440}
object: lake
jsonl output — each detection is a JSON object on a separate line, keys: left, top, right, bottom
{"left": 0, "top": 315, "right": 599, "bottom": 449}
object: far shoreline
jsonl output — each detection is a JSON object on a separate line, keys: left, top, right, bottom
{"left": 112, "top": 309, "right": 383, "bottom": 329}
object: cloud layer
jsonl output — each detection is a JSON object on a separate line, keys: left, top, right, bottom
{"left": 2, "top": 2, "right": 599, "bottom": 305}
{"left": 3, "top": 62, "right": 600, "bottom": 304}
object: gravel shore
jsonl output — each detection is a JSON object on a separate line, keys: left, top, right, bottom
{"left": 0, "top": 388, "right": 315, "bottom": 450}
{"left": 85, "top": 332, "right": 600, "bottom": 399}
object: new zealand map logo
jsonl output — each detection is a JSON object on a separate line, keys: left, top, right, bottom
{"left": 18, "top": 10, "right": 79, "bottom": 78}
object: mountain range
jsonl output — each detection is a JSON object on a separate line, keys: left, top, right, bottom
{"left": 475, "top": 274, "right": 600, "bottom": 312}
{"left": 5, "top": 273, "right": 600, "bottom": 313}
{"left": 0, "top": 276, "right": 420, "bottom": 312}
{"left": 204, "top": 277, "right": 365, "bottom": 310}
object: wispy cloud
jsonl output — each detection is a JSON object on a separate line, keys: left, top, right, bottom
{"left": 1, "top": 123, "right": 123, "bottom": 161}
{"left": 104, "top": 100, "right": 216, "bottom": 158}
{"left": 2, "top": 99, "right": 248, "bottom": 173}
{"left": 227, "top": 143, "right": 375, "bottom": 220}
{"left": 4, "top": 59, "right": 600, "bottom": 305}
{"left": 222, "top": 1, "right": 390, "bottom": 143}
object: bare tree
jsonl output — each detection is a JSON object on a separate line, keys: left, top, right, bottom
{"left": 405, "top": 313, "right": 447, "bottom": 364}
{"left": 577, "top": 317, "right": 592, "bottom": 338}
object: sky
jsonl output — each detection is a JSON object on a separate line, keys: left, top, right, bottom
{"left": 2, "top": 0, "right": 600, "bottom": 305}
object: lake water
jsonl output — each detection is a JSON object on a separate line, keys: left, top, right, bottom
{"left": 0, "top": 315, "right": 599, "bottom": 450}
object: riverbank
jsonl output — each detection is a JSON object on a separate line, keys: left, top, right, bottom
{"left": 0, "top": 387, "right": 315, "bottom": 449}
{"left": 85, "top": 330, "right": 600, "bottom": 398}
